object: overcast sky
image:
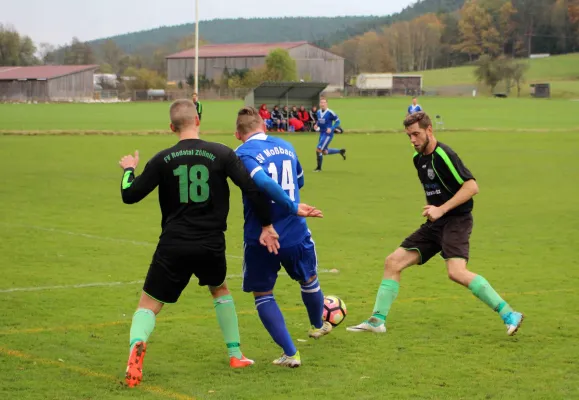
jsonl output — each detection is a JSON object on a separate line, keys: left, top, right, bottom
{"left": 2, "top": 0, "right": 416, "bottom": 46}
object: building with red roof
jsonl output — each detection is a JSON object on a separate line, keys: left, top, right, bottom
{"left": 166, "top": 41, "right": 344, "bottom": 90}
{"left": 0, "top": 65, "right": 98, "bottom": 102}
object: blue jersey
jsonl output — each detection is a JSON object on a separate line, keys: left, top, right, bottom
{"left": 235, "top": 133, "right": 308, "bottom": 247}
{"left": 316, "top": 109, "right": 340, "bottom": 133}
{"left": 408, "top": 104, "right": 422, "bottom": 114}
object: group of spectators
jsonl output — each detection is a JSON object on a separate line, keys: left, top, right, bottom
{"left": 258, "top": 104, "right": 343, "bottom": 133}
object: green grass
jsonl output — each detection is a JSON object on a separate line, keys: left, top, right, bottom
{"left": 407, "top": 53, "right": 579, "bottom": 97}
{"left": 1, "top": 127, "right": 579, "bottom": 399}
{"left": 1, "top": 97, "right": 579, "bottom": 134}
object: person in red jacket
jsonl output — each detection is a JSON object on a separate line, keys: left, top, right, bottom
{"left": 288, "top": 117, "right": 305, "bottom": 132}
{"left": 259, "top": 104, "right": 273, "bottom": 131}
{"left": 298, "top": 106, "right": 312, "bottom": 131}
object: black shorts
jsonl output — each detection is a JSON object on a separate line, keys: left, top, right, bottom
{"left": 400, "top": 213, "right": 473, "bottom": 265}
{"left": 143, "top": 239, "right": 226, "bottom": 304}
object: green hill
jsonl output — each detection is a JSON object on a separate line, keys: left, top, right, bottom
{"left": 88, "top": 16, "right": 382, "bottom": 54}
{"left": 315, "top": 0, "right": 466, "bottom": 48}
{"left": 408, "top": 53, "right": 579, "bottom": 98}
{"left": 87, "top": 0, "right": 467, "bottom": 54}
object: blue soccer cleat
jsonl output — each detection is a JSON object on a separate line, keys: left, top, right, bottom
{"left": 502, "top": 311, "right": 524, "bottom": 336}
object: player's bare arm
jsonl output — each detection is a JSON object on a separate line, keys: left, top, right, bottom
{"left": 423, "top": 179, "right": 479, "bottom": 222}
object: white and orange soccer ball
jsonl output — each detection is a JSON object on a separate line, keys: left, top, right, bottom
{"left": 322, "top": 295, "right": 347, "bottom": 327}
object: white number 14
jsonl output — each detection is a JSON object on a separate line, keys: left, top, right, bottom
{"left": 267, "top": 160, "right": 296, "bottom": 201}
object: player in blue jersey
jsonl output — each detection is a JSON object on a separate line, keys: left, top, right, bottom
{"left": 234, "top": 106, "right": 332, "bottom": 368}
{"left": 407, "top": 97, "right": 423, "bottom": 115}
{"left": 314, "top": 97, "right": 346, "bottom": 172}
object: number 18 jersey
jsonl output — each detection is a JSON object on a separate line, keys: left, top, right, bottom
{"left": 235, "top": 133, "right": 309, "bottom": 247}
{"left": 120, "top": 138, "right": 272, "bottom": 244}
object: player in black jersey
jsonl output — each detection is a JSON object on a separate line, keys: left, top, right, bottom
{"left": 348, "top": 111, "right": 524, "bottom": 337}
{"left": 119, "top": 99, "right": 281, "bottom": 387}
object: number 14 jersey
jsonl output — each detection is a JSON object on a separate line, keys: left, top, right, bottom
{"left": 235, "top": 133, "right": 309, "bottom": 247}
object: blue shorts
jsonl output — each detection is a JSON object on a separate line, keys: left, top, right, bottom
{"left": 317, "top": 133, "right": 334, "bottom": 151}
{"left": 242, "top": 235, "right": 318, "bottom": 293}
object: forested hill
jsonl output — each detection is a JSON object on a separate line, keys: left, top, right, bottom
{"left": 315, "top": 0, "right": 466, "bottom": 47}
{"left": 87, "top": 16, "right": 382, "bottom": 54}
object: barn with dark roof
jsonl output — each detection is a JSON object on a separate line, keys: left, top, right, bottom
{"left": 166, "top": 41, "right": 345, "bottom": 90}
{"left": 0, "top": 65, "right": 98, "bottom": 102}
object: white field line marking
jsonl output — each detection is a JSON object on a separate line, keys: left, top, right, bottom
{"left": 0, "top": 222, "right": 243, "bottom": 259}
{"left": 1, "top": 220, "right": 337, "bottom": 294}
{"left": 0, "top": 270, "right": 335, "bottom": 293}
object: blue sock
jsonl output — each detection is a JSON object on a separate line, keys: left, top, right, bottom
{"left": 316, "top": 152, "right": 323, "bottom": 169}
{"left": 255, "top": 295, "right": 297, "bottom": 356}
{"left": 301, "top": 278, "right": 324, "bottom": 329}
{"left": 327, "top": 148, "right": 340, "bottom": 155}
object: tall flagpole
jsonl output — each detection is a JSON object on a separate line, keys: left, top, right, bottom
{"left": 194, "top": 0, "right": 199, "bottom": 94}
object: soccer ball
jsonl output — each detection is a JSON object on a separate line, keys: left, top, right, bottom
{"left": 322, "top": 295, "right": 347, "bottom": 327}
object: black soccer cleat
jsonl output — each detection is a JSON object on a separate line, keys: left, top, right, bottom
{"left": 340, "top": 149, "right": 347, "bottom": 160}
{"left": 313, "top": 168, "right": 322, "bottom": 172}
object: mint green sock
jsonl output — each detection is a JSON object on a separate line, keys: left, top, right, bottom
{"left": 129, "top": 308, "right": 156, "bottom": 352}
{"left": 214, "top": 294, "right": 243, "bottom": 359}
{"left": 371, "top": 279, "right": 400, "bottom": 323}
{"left": 468, "top": 275, "right": 513, "bottom": 317}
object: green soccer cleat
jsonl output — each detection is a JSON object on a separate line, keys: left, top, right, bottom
{"left": 346, "top": 317, "right": 387, "bottom": 333}
{"left": 308, "top": 321, "right": 333, "bottom": 339}
{"left": 502, "top": 311, "right": 524, "bottom": 336}
{"left": 272, "top": 351, "right": 301, "bottom": 368}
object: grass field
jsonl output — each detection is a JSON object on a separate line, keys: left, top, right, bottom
{"left": 1, "top": 96, "right": 579, "bottom": 134}
{"left": 1, "top": 98, "right": 579, "bottom": 399}
{"left": 406, "top": 53, "right": 579, "bottom": 97}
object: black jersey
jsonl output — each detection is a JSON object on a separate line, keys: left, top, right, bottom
{"left": 120, "top": 139, "right": 272, "bottom": 243}
{"left": 413, "top": 142, "right": 475, "bottom": 216}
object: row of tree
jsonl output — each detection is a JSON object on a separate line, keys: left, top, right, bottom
{"left": 331, "top": 0, "right": 579, "bottom": 76}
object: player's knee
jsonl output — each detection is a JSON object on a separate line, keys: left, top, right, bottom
{"left": 447, "top": 269, "right": 465, "bottom": 284}
{"left": 300, "top": 275, "right": 318, "bottom": 285}
{"left": 316, "top": 148, "right": 322, "bottom": 153}
{"left": 209, "top": 282, "right": 230, "bottom": 298}
{"left": 137, "top": 292, "right": 163, "bottom": 315}
{"left": 323, "top": 150, "right": 329, "bottom": 155}
{"left": 447, "top": 262, "right": 470, "bottom": 285}
{"left": 384, "top": 253, "right": 405, "bottom": 273}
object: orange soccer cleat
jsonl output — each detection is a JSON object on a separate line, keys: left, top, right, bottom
{"left": 125, "top": 341, "right": 147, "bottom": 388}
{"left": 229, "top": 355, "right": 254, "bottom": 369}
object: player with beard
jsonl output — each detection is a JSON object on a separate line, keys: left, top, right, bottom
{"left": 347, "top": 111, "right": 524, "bottom": 337}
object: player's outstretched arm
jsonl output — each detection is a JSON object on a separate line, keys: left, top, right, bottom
{"left": 224, "top": 151, "right": 276, "bottom": 224}
{"left": 241, "top": 156, "right": 322, "bottom": 218}
{"left": 119, "top": 151, "right": 160, "bottom": 204}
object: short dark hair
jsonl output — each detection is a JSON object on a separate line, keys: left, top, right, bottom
{"left": 236, "top": 106, "right": 263, "bottom": 135}
{"left": 403, "top": 111, "right": 431, "bottom": 130}
{"left": 170, "top": 99, "right": 198, "bottom": 131}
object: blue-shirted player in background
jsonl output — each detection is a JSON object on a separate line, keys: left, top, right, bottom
{"left": 235, "top": 106, "right": 332, "bottom": 368}
{"left": 314, "top": 97, "right": 346, "bottom": 172}
{"left": 407, "top": 97, "right": 423, "bottom": 115}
